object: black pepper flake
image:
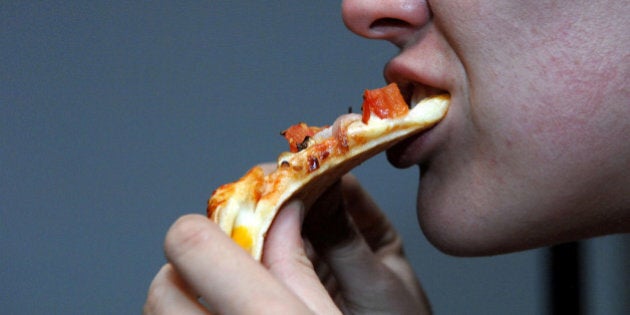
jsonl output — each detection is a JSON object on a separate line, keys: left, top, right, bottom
{"left": 307, "top": 156, "right": 320, "bottom": 172}
{"left": 297, "top": 136, "right": 310, "bottom": 152}
{"left": 280, "top": 160, "right": 290, "bottom": 168}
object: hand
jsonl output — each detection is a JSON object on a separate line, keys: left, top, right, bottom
{"left": 144, "top": 174, "right": 429, "bottom": 314}
{"left": 143, "top": 202, "right": 326, "bottom": 314}
{"left": 301, "top": 174, "right": 431, "bottom": 314}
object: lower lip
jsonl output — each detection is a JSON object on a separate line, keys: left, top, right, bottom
{"left": 386, "top": 125, "right": 438, "bottom": 168}
{"left": 388, "top": 87, "right": 451, "bottom": 168}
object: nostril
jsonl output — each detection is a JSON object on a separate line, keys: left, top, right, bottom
{"left": 369, "top": 17, "right": 411, "bottom": 30}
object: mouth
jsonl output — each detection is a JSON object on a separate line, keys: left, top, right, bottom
{"left": 401, "top": 83, "right": 447, "bottom": 109}
{"left": 388, "top": 83, "right": 449, "bottom": 168}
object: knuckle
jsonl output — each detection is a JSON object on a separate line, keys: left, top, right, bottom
{"left": 265, "top": 249, "right": 315, "bottom": 280}
{"left": 164, "top": 214, "right": 212, "bottom": 262}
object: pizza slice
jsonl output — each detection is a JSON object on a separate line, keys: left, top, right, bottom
{"left": 207, "top": 83, "right": 449, "bottom": 260}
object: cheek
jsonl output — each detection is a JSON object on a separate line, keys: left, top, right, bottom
{"left": 516, "top": 101, "right": 601, "bottom": 164}
{"left": 466, "top": 20, "right": 623, "bottom": 175}
{"left": 417, "top": 46, "right": 625, "bottom": 254}
{"left": 421, "top": 0, "right": 629, "bottom": 255}
{"left": 502, "top": 53, "right": 623, "bottom": 169}
{"left": 416, "top": 93, "right": 627, "bottom": 255}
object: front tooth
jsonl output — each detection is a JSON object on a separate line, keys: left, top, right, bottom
{"left": 410, "top": 88, "right": 427, "bottom": 108}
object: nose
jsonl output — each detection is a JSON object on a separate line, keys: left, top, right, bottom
{"left": 341, "top": 0, "right": 430, "bottom": 47}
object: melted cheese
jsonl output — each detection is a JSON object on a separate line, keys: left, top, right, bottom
{"left": 231, "top": 226, "right": 253, "bottom": 251}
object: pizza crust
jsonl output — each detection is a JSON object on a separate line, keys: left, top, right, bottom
{"left": 208, "top": 93, "right": 450, "bottom": 260}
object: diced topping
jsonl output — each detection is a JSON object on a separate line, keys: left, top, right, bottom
{"left": 281, "top": 123, "right": 326, "bottom": 152}
{"left": 361, "top": 83, "right": 409, "bottom": 124}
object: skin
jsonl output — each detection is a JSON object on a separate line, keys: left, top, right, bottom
{"left": 370, "top": 0, "right": 630, "bottom": 255}
{"left": 145, "top": 1, "right": 629, "bottom": 313}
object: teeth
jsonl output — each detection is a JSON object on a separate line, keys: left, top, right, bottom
{"left": 409, "top": 87, "right": 447, "bottom": 108}
{"left": 410, "top": 88, "right": 428, "bottom": 108}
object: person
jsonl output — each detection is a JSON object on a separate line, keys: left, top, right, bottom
{"left": 144, "top": 1, "right": 629, "bottom": 314}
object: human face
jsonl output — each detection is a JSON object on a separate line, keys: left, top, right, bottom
{"left": 342, "top": 0, "right": 630, "bottom": 255}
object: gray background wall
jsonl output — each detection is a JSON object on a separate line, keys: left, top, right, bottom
{"left": 2, "top": 2, "right": 627, "bottom": 314}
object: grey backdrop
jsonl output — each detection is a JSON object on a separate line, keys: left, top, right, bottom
{"left": 2, "top": 2, "right": 627, "bottom": 314}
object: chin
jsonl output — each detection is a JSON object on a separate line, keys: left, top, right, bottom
{"left": 417, "top": 215, "right": 498, "bottom": 257}
{"left": 413, "top": 179, "right": 540, "bottom": 257}
{"left": 417, "top": 215, "right": 533, "bottom": 257}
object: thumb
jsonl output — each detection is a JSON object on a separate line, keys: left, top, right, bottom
{"left": 262, "top": 200, "right": 341, "bottom": 315}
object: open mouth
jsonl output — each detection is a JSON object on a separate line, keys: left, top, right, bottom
{"left": 401, "top": 83, "right": 447, "bottom": 109}
{"left": 386, "top": 84, "right": 450, "bottom": 168}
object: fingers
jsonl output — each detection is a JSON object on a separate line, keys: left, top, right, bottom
{"left": 163, "top": 214, "right": 312, "bottom": 315}
{"left": 303, "top": 176, "right": 429, "bottom": 314}
{"left": 144, "top": 264, "right": 212, "bottom": 315}
{"left": 302, "top": 181, "right": 391, "bottom": 294}
{"left": 340, "top": 174, "right": 401, "bottom": 255}
{"left": 340, "top": 175, "right": 428, "bottom": 298}
{"left": 262, "top": 201, "right": 341, "bottom": 315}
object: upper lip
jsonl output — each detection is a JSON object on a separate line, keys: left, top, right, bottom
{"left": 383, "top": 53, "right": 452, "bottom": 167}
{"left": 383, "top": 46, "right": 452, "bottom": 106}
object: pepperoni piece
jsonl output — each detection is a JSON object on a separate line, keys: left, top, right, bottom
{"left": 281, "top": 123, "right": 326, "bottom": 152}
